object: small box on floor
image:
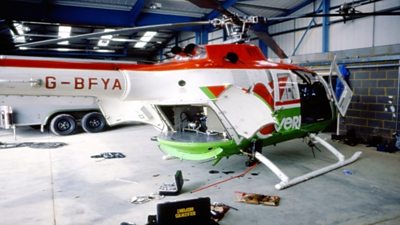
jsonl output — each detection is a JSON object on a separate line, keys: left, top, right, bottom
{"left": 159, "top": 170, "right": 184, "bottom": 196}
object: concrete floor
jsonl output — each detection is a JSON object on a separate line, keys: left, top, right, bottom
{"left": 0, "top": 124, "right": 400, "bottom": 225}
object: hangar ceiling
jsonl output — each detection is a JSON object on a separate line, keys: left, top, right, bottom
{"left": 0, "top": 0, "right": 395, "bottom": 61}
{"left": 0, "top": 0, "right": 313, "bottom": 61}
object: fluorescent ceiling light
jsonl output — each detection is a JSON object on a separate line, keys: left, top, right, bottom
{"left": 98, "top": 29, "right": 115, "bottom": 47}
{"left": 56, "top": 48, "right": 70, "bottom": 52}
{"left": 12, "top": 23, "right": 26, "bottom": 43}
{"left": 134, "top": 31, "right": 157, "bottom": 48}
{"left": 58, "top": 26, "right": 71, "bottom": 45}
{"left": 111, "top": 38, "right": 140, "bottom": 42}
{"left": 140, "top": 31, "right": 157, "bottom": 42}
{"left": 94, "top": 49, "right": 115, "bottom": 53}
{"left": 134, "top": 41, "right": 147, "bottom": 48}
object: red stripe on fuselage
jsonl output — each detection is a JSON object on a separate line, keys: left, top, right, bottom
{"left": 0, "top": 44, "right": 313, "bottom": 72}
{"left": 275, "top": 99, "right": 301, "bottom": 106}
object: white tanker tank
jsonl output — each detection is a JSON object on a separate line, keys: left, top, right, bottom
{"left": 0, "top": 55, "right": 134, "bottom": 135}
{"left": 0, "top": 50, "right": 258, "bottom": 136}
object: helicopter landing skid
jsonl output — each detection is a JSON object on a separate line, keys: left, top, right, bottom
{"left": 255, "top": 133, "right": 362, "bottom": 190}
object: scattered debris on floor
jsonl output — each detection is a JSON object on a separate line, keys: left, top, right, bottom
{"left": 130, "top": 193, "right": 164, "bottom": 204}
{"left": 376, "top": 138, "right": 399, "bottom": 153}
{"left": 207, "top": 169, "right": 236, "bottom": 175}
{"left": 150, "top": 136, "right": 158, "bottom": 141}
{"left": 343, "top": 128, "right": 359, "bottom": 146}
{"left": 331, "top": 130, "right": 359, "bottom": 146}
{"left": 90, "top": 152, "right": 126, "bottom": 159}
{"left": 235, "top": 191, "right": 280, "bottom": 206}
{"left": 211, "top": 202, "right": 235, "bottom": 222}
{"left": 343, "top": 169, "right": 353, "bottom": 175}
{"left": 334, "top": 129, "right": 400, "bottom": 153}
{"left": 0, "top": 141, "right": 67, "bottom": 149}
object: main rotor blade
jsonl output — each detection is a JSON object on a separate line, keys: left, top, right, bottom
{"left": 16, "top": 21, "right": 210, "bottom": 48}
{"left": 268, "top": 12, "right": 400, "bottom": 21}
{"left": 251, "top": 30, "right": 288, "bottom": 59}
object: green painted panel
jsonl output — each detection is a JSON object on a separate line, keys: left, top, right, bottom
{"left": 158, "top": 138, "right": 238, "bottom": 161}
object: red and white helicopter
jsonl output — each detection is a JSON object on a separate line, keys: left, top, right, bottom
{"left": 0, "top": 0, "right": 365, "bottom": 189}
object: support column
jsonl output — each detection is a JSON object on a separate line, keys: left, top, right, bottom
{"left": 195, "top": 26, "right": 208, "bottom": 45}
{"left": 259, "top": 39, "right": 268, "bottom": 58}
{"left": 322, "top": 0, "right": 330, "bottom": 53}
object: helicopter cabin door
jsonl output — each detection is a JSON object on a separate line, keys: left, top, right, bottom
{"left": 328, "top": 57, "right": 353, "bottom": 116}
{"left": 270, "top": 70, "right": 301, "bottom": 133}
{"left": 213, "top": 85, "right": 275, "bottom": 142}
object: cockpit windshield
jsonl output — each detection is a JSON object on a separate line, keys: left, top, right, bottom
{"left": 292, "top": 70, "right": 319, "bottom": 85}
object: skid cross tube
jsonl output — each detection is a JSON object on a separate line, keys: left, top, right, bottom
{"left": 255, "top": 133, "right": 362, "bottom": 190}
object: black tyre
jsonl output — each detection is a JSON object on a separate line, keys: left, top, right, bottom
{"left": 81, "top": 112, "right": 107, "bottom": 133}
{"left": 50, "top": 114, "right": 77, "bottom": 136}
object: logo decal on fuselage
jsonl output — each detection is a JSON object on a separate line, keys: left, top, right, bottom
{"left": 276, "top": 115, "right": 301, "bottom": 131}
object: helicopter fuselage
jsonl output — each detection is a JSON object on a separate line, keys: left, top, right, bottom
{"left": 0, "top": 43, "right": 336, "bottom": 162}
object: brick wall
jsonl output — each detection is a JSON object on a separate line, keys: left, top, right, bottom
{"left": 339, "top": 65, "right": 399, "bottom": 142}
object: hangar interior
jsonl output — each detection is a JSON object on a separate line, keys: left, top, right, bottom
{"left": 0, "top": 0, "right": 400, "bottom": 225}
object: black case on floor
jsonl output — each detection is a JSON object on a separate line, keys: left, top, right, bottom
{"left": 156, "top": 197, "right": 211, "bottom": 225}
{"left": 159, "top": 170, "right": 184, "bottom": 196}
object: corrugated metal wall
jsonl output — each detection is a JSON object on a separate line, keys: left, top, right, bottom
{"left": 268, "top": 0, "right": 400, "bottom": 58}
{"left": 166, "top": 0, "right": 399, "bottom": 60}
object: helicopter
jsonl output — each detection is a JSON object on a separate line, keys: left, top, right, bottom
{"left": 0, "top": 0, "right": 374, "bottom": 190}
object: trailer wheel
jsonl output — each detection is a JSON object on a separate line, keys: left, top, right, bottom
{"left": 81, "top": 112, "right": 107, "bottom": 133}
{"left": 50, "top": 114, "right": 77, "bottom": 136}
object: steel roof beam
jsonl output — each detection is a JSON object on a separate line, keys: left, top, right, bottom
{"left": 235, "top": 3, "right": 289, "bottom": 13}
{"left": 206, "top": 0, "right": 239, "bottom": 20}
{"left": 136, "top": 13, "right": 200, "bottom": 31}
{"left": 1, "top": 1, "right": 199, "bottom": 28}
{"left": 0, "top": 1, "right": 132, "bottom": 27}
{"left": 322, "top": 0, "right": 330, "bottom": 53}
{"left": 129, "top": 0, "right": 145, "bottom": 26}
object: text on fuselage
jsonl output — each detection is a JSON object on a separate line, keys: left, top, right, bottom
{"left": 276, "top": 115, "right": 301, "bottom": 131}
{"left": 45, "top": 76, "right": 122, "bottom": 90}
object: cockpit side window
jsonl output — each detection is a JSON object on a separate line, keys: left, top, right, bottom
{"left": 293, "top": 70, "right": 333, "bottom": 123}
